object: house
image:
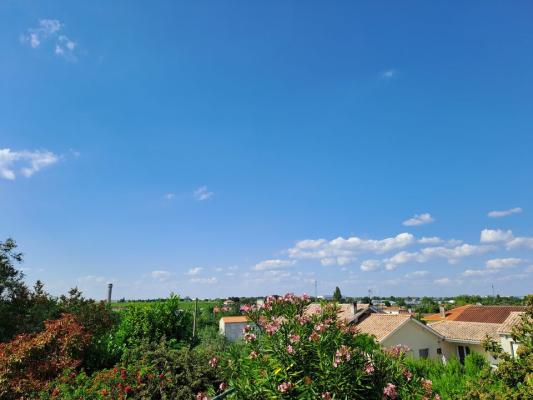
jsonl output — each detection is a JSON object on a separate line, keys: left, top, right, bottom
{"left": 427, "top": 306, "right": 526, "bottom": 364}
{"left": 305, "top": 302, "right": 374, "bottom": 324}
{"left": 219, "top": 316, "right": 250, "bottom": 341}
{"left": 356, "top": 314, "right": 445, "bottom": 360}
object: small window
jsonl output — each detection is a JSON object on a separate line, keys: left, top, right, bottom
{"left": 419, "top": 348, "right": 429, "bottom": 359}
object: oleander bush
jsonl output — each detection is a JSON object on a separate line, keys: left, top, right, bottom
{"left": 219, "top": 294, "right": 441, "bottom": 400}
{"left": 0, "top": 314, "right": 92, "bottom": 400}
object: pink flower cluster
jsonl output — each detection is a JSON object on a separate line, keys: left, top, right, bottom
{"left": 286, "top": 344, "right": 295, "bottom": 354}
{"left": 264, "top": 319, "right": 282, "bottom": 335}
{"left": 321, "top": 392, "right": 332, "bottom": 399}
{"left": 289, "top": 334, "right": 300, "bottom": 343}
{"left": 295, "top": 315, "right": 310, "bottom": 325}
{"left": 421, "top": 379, "right": 433, "bottom": 392}
{"left": 196, "top": 393, "right": 208, "bottom": 400}
{"left": 240, "top": 304, "right": 255, "bottom": 313}
{"left": 277, "top": 381, "right": 293, "bottom": 393}
{"left": 383, "top": 383, "right": 398, "bottom": 399}
{"left": 364, "top": 362, "right": 375, "bottom": 374}
{"left": 208, "top": 357, "right": 218, "bottom": 368}
{"left": 385, "top": 344, "right": 411, "bottom": 358}
{"left": 332, "top": 345, "right": 352, "bottom": 368}
{"left": 402, "top": 369, "right": 412, "bottom": 381}
{"left": 248, "top": 350, "right": 258, "bottom": 359}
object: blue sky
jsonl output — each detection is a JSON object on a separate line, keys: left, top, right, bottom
{"left": 1, "top": 1, "right": 532, "bottom": 300}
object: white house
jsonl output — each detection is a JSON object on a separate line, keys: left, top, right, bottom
{"left": 219, "top": 316, "right": 249, "bottom": 341}
{"left": 356, "top": 314, "right": 446, "bottom": 360}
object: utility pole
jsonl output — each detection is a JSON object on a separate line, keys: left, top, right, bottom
{"left": 492, "top": 284, "right": 495, "bottom": 298}
{"left": 192, "top": 297, "right": 199, "bottom": 338}
{"left": 314, "top": 280, "right": 318, "bottom": 299}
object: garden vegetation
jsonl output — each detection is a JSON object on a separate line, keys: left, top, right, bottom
{"left": 0, "top": 238, "right": 531, "bottom": 399}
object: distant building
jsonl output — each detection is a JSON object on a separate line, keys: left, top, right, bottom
{"left": 219, "top": 316, "right": 250, "bottom": 341}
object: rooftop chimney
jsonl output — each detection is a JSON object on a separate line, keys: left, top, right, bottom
{"left": 107, "top": 283, "right": 113, "bottom": 304}
{"left": 439, "top": 304, "right": 445, "bottom": 319}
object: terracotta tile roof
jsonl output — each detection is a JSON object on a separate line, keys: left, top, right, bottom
{"left": 497, "top": 312, "right": 525, "bottom": 334}
{"left": 220, "top": 316, "right": 248, "bottom": 323}
{"left": 356, "top": 314, "right": 411, "bottom": 342}
{"left": 453, "top": 306, "right": 525, "bottom": 323}
{"left": 423, "top": 305, "right": 525, "bottom": 324}
{"left": 423, "top": 305, "right": 472, "bottom": 321}
{"left": 430, "top": 321, "right": 500, "bottom": 343}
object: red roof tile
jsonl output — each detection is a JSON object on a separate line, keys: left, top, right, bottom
{"left": 453, "top": 306, "right": 525, "bottom": 324}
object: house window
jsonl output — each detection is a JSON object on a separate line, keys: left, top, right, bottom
{"left": 419, "top": 348, "right": 429, "bottom": 359}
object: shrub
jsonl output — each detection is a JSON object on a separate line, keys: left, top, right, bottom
{"left": 0, "top": 314, "right": 92, "bottom": 399}
{"left": 40, "top": 341, "right": 221, "bottom": 400}
{"left": 219, "top": 293, "right": 441, "bottom": 399}
{"left": 108, "top": 295, "right": 193, "bottom": 359}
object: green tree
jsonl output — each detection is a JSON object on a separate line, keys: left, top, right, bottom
{"left": 333, "top": 286, "right": 343, "bottom": 302}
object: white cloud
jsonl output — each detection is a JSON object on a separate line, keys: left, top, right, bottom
{"left": 253, "top": 259, "right": 296, "bottom": 271}
{"left": 288, "top": 232, "right": 414, "bottom": 266}
{"left": 486, "top": 258, "right": 524, "bottom": 269}
{"left": 418, "top": 236, "right": 443, "bottom": 244}
{"left": 382, "top": 69, "right": 396, "bottom": 79}
{"left": 360, "top": 259, "right": 381, "bottom": 272}
{"left": 189, "top": 277, "right": 218, "bottom": 284}
{"left": 186, "top": 267, "right": 203, "bottom": 276}
{"left": 507, "top": 236, "right": 533, "bottom": 250}
{"left": 21, "top": 19, "right": 77, "bottom": 61}
{"left": 78, "top": 275, "right": 109, "bottom": 284}
{"left": 480, "top": 229, "right": 514, "bottom": 243}
{"left": 193, "top": 186, "right": 214, "bottom": 201}
{"left": 434, "top": 277, "right": 452, "bottom": 285}
{"left": 164, "top": 193, "right": 175, "bottom": 200}
{"left": 403, "top": 213, "right": 435, "bottom": 226}
{"left": 0, "top": 148, "right": 59, "bottom": 180}
{"left": 380, "top": 243, "right": 493, "bottom": 270}
{"left": 151, "top": 270, "right": 172, "bottom": 282}
{"left": 488, "top": 207, "right": 522, "bottom": 218}
{"left": 461, "top": 269, "right": 494, "bottom": 277}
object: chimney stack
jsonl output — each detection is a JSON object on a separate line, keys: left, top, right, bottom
{"left": 439, "top": 304, "right": 445, "bottom": 319}
{"left": 107, "top": 283, "right": 113, "bottom": 304}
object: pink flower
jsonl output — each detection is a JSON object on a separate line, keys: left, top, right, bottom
{"left": 300, "top": 293, "right": 310, "bottom": 301}
{"left": 309, "top": 331, "right": 320, "bottom": 342}
{"left": 434, "top": 395, "right": 441, "bottom": 400}
{"left": 314, "top": 323, "right": 328, "bottom": 333}
{"left": 244, "top": 332, "right": 257, "bottom": 342}
{"left": 196, "top": 393, "right": 208, "bottom": 400}
{"left": 278, "top": 381, "right": 293, "bottom": 393}
{"left": 402, "top": 369, "right": 412, "bottom": 381}
{"left": 240, "top": 304, "right": 254, "bottom": 312}
{"left": 286, "top": 344, "right": 295, "bottom": 354}
{"left": 321, "top": 392, "right": 332, "bottom": 400}
{"left": 208, "top": 357, "right": 219, "bottom": 368}
{"left": 296, "top": 315, "right": 310, "bottom": 325}
{"left": 383, "top": 383, "right": 398, "bottom": 399}
{"left": 249, "top": 350, "right": 259, "bottom": 359}
{"left": 289, "top": 334, "right": 301, "bottom": 343}
{"left": 219, "top": 382, "right": 227, "bottom": 391}
{"left": 364, "top": 362, "right": 375, "bottom": 374}
{"left": 242, "top": 325, "right": 252, "bottom": 334}
{"left": 422, "top": 379, "right": 433, "bottom": 392}
{"left": 333, "top": 345, "right": 351, "bottom": 367}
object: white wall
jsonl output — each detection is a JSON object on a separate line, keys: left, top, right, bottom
{"left": 381, "top": 320, "right": 445, "bottom": 360}
{"left": 219, "top": 321, "right": 248, "bottom": 341}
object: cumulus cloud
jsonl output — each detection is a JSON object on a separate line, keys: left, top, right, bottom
{"left": 0, "top": 148, "right": 59, "bottom": 180}
{"left": 486, "top": 258, "right": 524, "bottom": 269}
{"left": 360, "top": 259, "right": 382, "bottom": 272}
{"left": 402, "top": 213, "right": 434, "bottom": 226}
{"left": 21, "top": 19, "right": 77, "bottom": 61}
{"left": 405, "top": 270, "right": 429, "bottom": 278}
{"left": 193, "top": 186, "right": 214, "bottom": 201}
{"left": 480, "top": 229, "right": 514, "bottom": 243}
{"left": 371, "top": 243, "right": 494, "bottom": 270}
{"left": 151, "top": 270, "right": 172, "bottom": 282}
{"left": 434, "top": 277, "right": 452, "bottom": 285}
{"left": 253, "top": 259, "right": 296, "bottom": 271}
{"left": 480, "top": 229, "right": 533, "bottom": 250}
{"left": 288, "top": 232, "right": 414, "bottom": 266}
{"left": 186, "top": 267, "right": 203, "bottom": 276}
{"left": 488, "top": 207, "right": 522, "bottom": 218}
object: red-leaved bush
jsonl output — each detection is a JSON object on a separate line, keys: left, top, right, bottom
{"left": 0, "top": 313, "right": 92, "bottom": 399}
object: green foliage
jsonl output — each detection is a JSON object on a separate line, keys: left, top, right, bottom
{"left": 39, "top": 342, "right": 222, "bottom": 400}
{"left": 332, "top": 286, "right": 343, "bottom": 302}
{"left": 109, "top": 295, "right": 193, "bottom": 359}
{"left": 222, "top": 294, "right": 440, "bottom": 399}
